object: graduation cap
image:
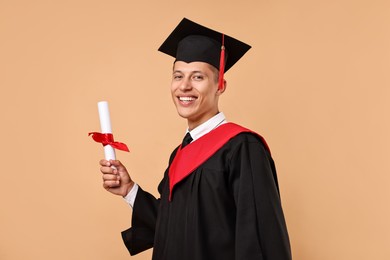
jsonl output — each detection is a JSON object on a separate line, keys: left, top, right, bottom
{"left": 158, "top": 18, "right": 251, "bottom": 89}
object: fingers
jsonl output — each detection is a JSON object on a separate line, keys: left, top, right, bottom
{"left": 100, "top": 159, "right": 124, "bottom": 190}
{"left": 108, "top": 160, "right": 125, "bottom": 169}
{"left": 102, "top": 172, "right": 120, "bottom": 188}
{"left": 99, "top": 159, "right": 125, "bottom": 170}
{"left": 99, "top": 159, "right": 132, "bottom": 196}
{"left": 99, "top": 160, "right": 121, "bottom": 174}
{"left": 99, "top": 159, "right": 110, "bottom": 166}
{"left": 100, "top": 164, "right": 116, "bottom": 175}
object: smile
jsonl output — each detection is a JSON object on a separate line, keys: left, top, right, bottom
{"left": 179, "top": 96, "right": 197, "bottom": 102}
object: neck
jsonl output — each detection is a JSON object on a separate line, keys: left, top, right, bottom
{"left": 187, "top": 111, "right": 220, "bottom": 131}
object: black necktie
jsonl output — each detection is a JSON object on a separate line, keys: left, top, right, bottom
{"left": 181, "top": 132, "right": 193, "bottom": 148}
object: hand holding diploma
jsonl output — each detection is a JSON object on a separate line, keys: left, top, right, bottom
{"left": 99, "top": 159, "right": 134, "bottom": 197}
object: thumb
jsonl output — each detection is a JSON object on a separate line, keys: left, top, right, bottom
{"left": 109, "top": 160, "right": 128, "bottom": 175}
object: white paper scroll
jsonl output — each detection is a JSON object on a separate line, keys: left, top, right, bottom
{"left": 97, "top": 101, "right": 116, "bottom": 160}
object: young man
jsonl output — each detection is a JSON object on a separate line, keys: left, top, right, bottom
{"left": 99, "top": 18, "right": 291, "bottom": 260}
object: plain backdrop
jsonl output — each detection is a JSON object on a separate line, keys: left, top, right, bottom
{"left": 1, "top": 0, "right": 389, "bottom": 259}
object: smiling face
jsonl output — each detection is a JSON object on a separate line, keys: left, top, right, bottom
{"left": 171, "top": 61, "right": 226, "bottom": 130}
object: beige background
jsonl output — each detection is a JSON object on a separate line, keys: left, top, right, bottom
{"left": 1, "top": 0, "right": 389, "bottom": 259}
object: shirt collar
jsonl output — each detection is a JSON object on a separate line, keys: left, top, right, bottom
{"left": 186, "top": 112, "right": 227, "bottom": 142}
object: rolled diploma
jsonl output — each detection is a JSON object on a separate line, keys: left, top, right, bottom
{"left": 98, "top": 101, "right": 116, "bottom": 161}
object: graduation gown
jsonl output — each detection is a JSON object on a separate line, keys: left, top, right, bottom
{"left": 121, "top": 124, "right": 291, "bottom": 260}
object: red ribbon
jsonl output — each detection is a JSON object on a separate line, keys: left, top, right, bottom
{"left": 88, "top": 132, "right": 129, "bottom": 152}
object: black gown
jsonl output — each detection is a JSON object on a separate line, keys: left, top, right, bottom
{"left": 121, "top": 132, "right": 292, "bottom": 260}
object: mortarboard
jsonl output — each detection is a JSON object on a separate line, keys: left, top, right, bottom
{"left": 158, "top": 18, "right": 251, "bottom": 89}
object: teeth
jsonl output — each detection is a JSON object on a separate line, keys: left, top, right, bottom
{"left": 179, "top": 97, "right": 196, "bottom": 101}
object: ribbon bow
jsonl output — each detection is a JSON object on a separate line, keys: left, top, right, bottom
{"left": 88, "top": 132, "right": 129, "bottom": 152}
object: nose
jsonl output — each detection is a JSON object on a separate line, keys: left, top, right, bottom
{"left": 179, "top": 77, "right": 192, "bottom": 91}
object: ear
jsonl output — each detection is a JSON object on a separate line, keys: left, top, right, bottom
{"left": 217, "top": 80, "right": 227, "bottom": 95}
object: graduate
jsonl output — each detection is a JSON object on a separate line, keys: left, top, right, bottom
{"left": 99, "top": 18, "right": 292, "bottom": 260}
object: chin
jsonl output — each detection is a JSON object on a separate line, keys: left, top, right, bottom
{"left": 176, "top": 107, "right": 193, "bottom": 118}
{"left": 177, "top": 112, "right": 192, "bottom": 120}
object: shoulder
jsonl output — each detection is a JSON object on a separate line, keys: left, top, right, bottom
{"left": 229, "top": 131, "right": 268, "bottom": 149}
{"left": 223, "top": 130, "right": 271, "bottom": 158}
{"left": 224, "top": 122, "right": 270, "bottom": 150}
{"left": 232, "top": 131, "right": 263, "bottom": 143}
{"left": 218, "top": 131, "right": 272, "bottom": 168}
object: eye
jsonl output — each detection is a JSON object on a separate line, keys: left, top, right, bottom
{"left": 192, "top": 74, "right": 204, "bottom": 81}
{"left": 172, "top": 74, "right": 183, "bottom": 80}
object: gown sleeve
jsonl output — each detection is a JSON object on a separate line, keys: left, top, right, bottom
{"left": 121, "top": 147, "right": 179, "bottom": 256}
{"left": 230, "top": 134, "right": 292, "bottom": 260}
{"left": 121, "top": 187, "right": 159, "bottom": 255}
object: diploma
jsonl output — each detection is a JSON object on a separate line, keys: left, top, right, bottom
{"left": 89, "top": 101, "right": 129, "bottom": 161}
{"left": 98, "top": 101, "right": 116, "bottom": 160}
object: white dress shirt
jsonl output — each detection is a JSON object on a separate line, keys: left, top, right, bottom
{"left": 124, "top": 112, "right": 227, "bottom": 207}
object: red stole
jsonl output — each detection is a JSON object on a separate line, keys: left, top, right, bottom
{"left": 168, "top": 122, "right": 270, "bottom": 201}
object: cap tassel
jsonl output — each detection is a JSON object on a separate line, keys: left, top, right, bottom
{"left": 218, "top": 34, "right": 225, "bottom": 90}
